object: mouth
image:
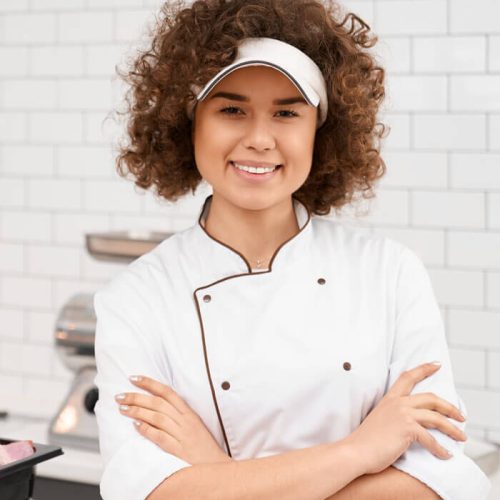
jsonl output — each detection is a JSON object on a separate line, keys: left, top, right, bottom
{"left": 229, "top": 161, "right": 282, "bottom": 181}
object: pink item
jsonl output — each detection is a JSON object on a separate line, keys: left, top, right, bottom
{"left": 0, "top": 440, "right": 35, "bottom": 466}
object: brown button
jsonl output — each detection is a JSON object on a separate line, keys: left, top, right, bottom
{"left": 203, "top": 294, "right": 211, "bottom": 303}
{"left": 343, "top": 362, "right": 351, "bottom": 371}
{"left": 317, "top": 278, "right": 326, "bottom": 285}
{"left": 221, "top": 381, "right": 230, "bottom": 390}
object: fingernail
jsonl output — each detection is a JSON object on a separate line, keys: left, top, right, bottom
{"left": 129, "top": 375, "right": 142, "bottom": 382}
{"left": 115, "top": 393, "right": 125, "bottom": 401}
{"left": 430, "top": 361, "right": 442, "bottom": 366}
{"left": 445, "top": 449, "right": 453, "bottom": 458}
{"left": 133, "top": 420, "right": 142, "bottom": 427}
{"left": 119, "top": 405, "right": 129, "bottom": 411}
{"left": 459, "top": 412, "right": 466, "bottom": 421}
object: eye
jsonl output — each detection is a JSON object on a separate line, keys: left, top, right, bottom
{"left": 276, "top": 109, "right": 299, "bottom": 118}
{"left": 219, "top": 107, "right": 299, "bottom": 118}
{"left": 220, "top": 106, "right": 242, "bottom": 115}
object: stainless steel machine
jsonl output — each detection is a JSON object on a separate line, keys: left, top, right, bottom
{"left": 48, "top": 230, "right": 172, "bottom": 452}
{"left": 48, "top": 292, "right": 100, "bottom": 452}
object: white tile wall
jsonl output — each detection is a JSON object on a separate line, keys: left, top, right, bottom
{"left": 413, "top": 36, "right": 486, "bottom": 73}
{"left": 488, "top": 273, "right": 500, "bottom": 308}
{"left": 414, "top": 114, "right": 486, "bottom": 151}
{"left": 451, "top": 154, "right": 500, "bottom": 190}
{"left": 0, "top": 0, "right": 499, "bottom": 452}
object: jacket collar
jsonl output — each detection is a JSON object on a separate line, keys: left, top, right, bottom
{"left": 190, "top": 194, "right": 313, "bottom": 279}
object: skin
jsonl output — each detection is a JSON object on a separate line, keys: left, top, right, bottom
{"left": 191, "top": 65, "right": 318, "bottom": 268}
{"left": 116, "top": 376, "right": 231, "bottom": 465}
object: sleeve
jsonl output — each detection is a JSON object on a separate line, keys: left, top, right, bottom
{"left": 387, "top": 246, "right": 491, "bottom": 500}
{"left": 93, "top": 275, "right": 192, "bottom": 500}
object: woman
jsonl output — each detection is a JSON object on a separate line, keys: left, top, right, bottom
{"left": 93, "top": 1, "right": 491, "bottom": 499}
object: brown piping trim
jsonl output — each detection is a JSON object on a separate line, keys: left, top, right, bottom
{"left": 193, "top": 290, "right": 233, "bottom": 457}
{"left": 193, "top": 195, "right": 312, "bottom": 457}
{"left": 267, "top": 195, "right": 311, "bottom": 271}
{"left": 197, "top": 194, "right": 312, "bottom": 273}
{"left": 198, "top": 195, "right": 252, "bottom": 273}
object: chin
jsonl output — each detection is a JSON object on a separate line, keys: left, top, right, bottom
{"left": 225, "top": 191, "right": 292, "bottom": 212}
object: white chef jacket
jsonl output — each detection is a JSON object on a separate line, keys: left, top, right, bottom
{"left": 93, "top": 194, "right": 491, "bottom": 500}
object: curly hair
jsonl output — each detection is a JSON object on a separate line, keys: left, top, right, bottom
{"left": 113, "top": 0, "right": 388, "bottom": 216}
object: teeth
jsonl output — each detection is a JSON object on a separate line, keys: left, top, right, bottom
{"left": 233, "top": 162, "right": 277, "bottom": 174}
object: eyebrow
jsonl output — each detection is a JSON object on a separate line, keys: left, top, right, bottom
{"left": 209, "top": 91, "right": 307, "bottom": 106}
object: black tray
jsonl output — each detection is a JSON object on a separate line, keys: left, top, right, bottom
{"left": 0, "top": 438, "right": 64, "bottom": 500}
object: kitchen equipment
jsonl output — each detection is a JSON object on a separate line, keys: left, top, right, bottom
{"left": 0, "top": 438, "right": 63, "bottom": 500}
{"left": 48, "top": 230, "right": 174, "bottom": 452}
{"left": 85, "top": 230, "right": 170, "bottom": 263}
{"left": 48, "top": 293, "right": 99, "bottom": 452}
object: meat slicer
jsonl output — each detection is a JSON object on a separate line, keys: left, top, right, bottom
{"left": 48, "top": 292, "right": 100, "bottom": 452}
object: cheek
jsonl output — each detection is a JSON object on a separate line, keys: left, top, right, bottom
{"left": 194, "top": 117, "right": 235, "bottom": 153}
{"left": 193, "top": 122, "right": 233, "bottom": 181}
{"left": 286, "top": 127, "right": 315, "bottom": 160}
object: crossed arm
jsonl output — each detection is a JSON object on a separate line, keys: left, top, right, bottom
{"left": 325, "top": 465, "right": 441, "bottom": 500}
{"left": 147, "top": 443, "right": 441, "bottom": 500}
{"left": 119, "top": 376, "right": 441, "bottom": 500}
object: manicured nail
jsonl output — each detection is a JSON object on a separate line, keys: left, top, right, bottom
{"left": 430, "top": 361, "right": 441, "bottom": 366}
{"left": 444, "top": 448, "right": 453, "bottom": 458}
{"left": 129, "top": 375, "right": 142, "bottom": 382}
{"left": 119, "top": 405, "right": 129, "bottom": 411}
{"left": 115, "top": 393, "right": 125, "bottom": 401}
{"left": 133, "top": 420, "right": 142, "bottom": 427}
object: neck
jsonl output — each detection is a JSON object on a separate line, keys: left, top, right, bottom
{"left": 203, "top": 194, "right": 300, "bottom": 269}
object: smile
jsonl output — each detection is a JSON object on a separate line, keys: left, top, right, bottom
{"left": 229, "top": 161, "right": 282, "bottom": 182}
{"left": 232, "top": 162, "right": 279, "bottom": 173}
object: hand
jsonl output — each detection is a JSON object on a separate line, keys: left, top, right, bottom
{"left": 115, "top": 375, "right": 232, "bottom": 465}
{"left": 344, "top": 362, "right": 467, "bottom": 475}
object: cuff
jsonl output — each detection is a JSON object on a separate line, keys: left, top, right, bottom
{"left": 100, "top": 435, "right": 192, "bottom": 500}
{"left": 391, "top": 442, "right": 492, "bottom": 500}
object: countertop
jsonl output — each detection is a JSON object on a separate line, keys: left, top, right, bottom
{"left": 0, "top": 413, "right": 102, "bottom": 485}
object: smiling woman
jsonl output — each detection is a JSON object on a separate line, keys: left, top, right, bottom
{"left": 113, "top": 0, "right": 387, "bottom": 218}
{"left": 93, "top": 1, "right": 492, "bottom": 500}
{"left": 190, "top": 64, "right": 319, "bottom": 267}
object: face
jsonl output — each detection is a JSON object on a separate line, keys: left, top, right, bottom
{"left": 192, "top": 65, "right": 318, "bottom": 213}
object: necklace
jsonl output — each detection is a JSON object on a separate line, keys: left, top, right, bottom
{"left": 252, "top": 257, "right": 268, "bottom": 269}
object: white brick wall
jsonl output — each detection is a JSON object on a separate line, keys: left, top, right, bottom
{"left": 344, "top": 0, "right": 500, "bottom": 444}
{"left": 0, "top": 0, "right": 499, "bottom": 447}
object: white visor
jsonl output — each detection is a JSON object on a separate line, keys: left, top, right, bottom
{"left": 186, "top": 37, "right": 328, "bottom": 128}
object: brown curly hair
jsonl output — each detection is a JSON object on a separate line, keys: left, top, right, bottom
{"left": 113, "top": 0, "right": 388, "bottom": 216}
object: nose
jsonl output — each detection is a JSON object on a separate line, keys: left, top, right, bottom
{"left": 241, "top": 116, "right": 276, "bottom": 151}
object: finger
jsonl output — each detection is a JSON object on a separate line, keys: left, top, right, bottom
{"left": 416, "top": 424, "right": 454, "bottom": 460}
{"left": 129, "top": 375, "right": 193, "bottom": 415}
{"left": 133, "top": 419, "right": 183, "bottom": 457}
{"left": 388, "top": 362, "right": 442, "bottom": 398}
{"left": 409, "top": 393, "right": 465, "bottom": 422}
{"left": 413, "top": 408, "right": 468, "bottom": 443}
{"left": 119, "top": 405, "right": 179, "bottom": 438}
{"left": 116, "top": 392, "right": 182, "bottom": 426}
